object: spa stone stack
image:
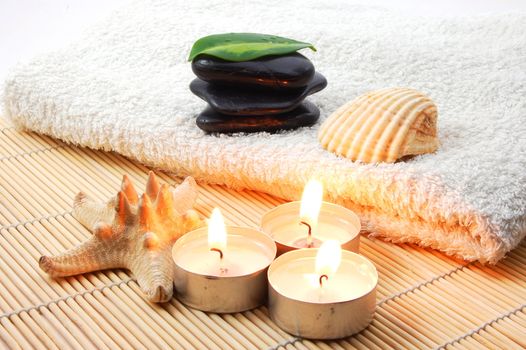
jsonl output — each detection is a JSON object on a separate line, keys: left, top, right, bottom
{"left": 190, "top": 53, "right": 327, "bottom": 133}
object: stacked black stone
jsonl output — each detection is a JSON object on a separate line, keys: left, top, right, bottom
{"left": 190, "top": 53, "right": 327, "bottom": 133}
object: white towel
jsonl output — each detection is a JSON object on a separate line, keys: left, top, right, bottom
{"left": 4, "top": 0, "right": 526, "bottom": 263}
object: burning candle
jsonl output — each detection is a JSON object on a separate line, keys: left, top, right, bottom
{"left": 261, "top": 180, "right": 360, "bottom": 255}
{"left": 268, "top": 241, "right": 378, "bottom": 339}
{"left": 172, "top": 208, "right": 276, "bottom": 313}
{"left": 208, "top": 208, "right": 227, "bottom": 262}
{"left": 298, "top": 180, "right": 323, "bottom": 248}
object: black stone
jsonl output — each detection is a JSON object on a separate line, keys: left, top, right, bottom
{"left": 196, "top": 100, "right": 320, "bottom": 134}
{"left": 190, "top": 72, "right": 327, "bottom": 116}
{"left": 192, "top": 53, "right": 315, "bottom": 89}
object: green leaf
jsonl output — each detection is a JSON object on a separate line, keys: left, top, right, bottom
{"left": 188, "top": 33, "right": 316, "bottom": 62}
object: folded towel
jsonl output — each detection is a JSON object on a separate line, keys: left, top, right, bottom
{"left": 4, "top": 0, "right": 526, "bottom": 263}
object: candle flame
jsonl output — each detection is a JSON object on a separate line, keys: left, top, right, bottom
{"left": 299, "top": 179, "right": 323, "bottom": 228}
{"left": 208, "top": 208, "right": 227, "bottom": 252}
{"left": 315, "top": 240, "right": 342, "bottom": 279}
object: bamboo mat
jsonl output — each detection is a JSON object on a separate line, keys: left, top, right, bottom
{"left": 0, "top": 116, "right": 525, "bottom": 350}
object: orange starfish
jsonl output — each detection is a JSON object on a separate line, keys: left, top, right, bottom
{"left": 39, "top": 172, "right": 203, "bottom": 302}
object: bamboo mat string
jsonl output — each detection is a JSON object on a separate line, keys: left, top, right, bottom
{"left": 267, "top": 337, "right": 302, "bottom": 350}
{"left": 436, "top": 304, "right": 526, "bottom": 350}
{"left": 4, "top": 129, "right": 64, "bottom": 151}
{"left": 1, "top": 130, "right": 64, "bottom": 153}
{"left": 0, "top": 212, "right": 71, "bottom": 231}
{"left": 0, "top": 145, "right": 64, "bottom": 162}
{"left": 377, "top": 262, "right": 472, "bottom": 306}
{"left": 0, "top": 278, "right": 135, "bottom": 320}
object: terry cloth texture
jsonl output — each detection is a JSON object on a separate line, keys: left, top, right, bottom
{"left": 3, "top": 0, "right": 526, "bottom": 263}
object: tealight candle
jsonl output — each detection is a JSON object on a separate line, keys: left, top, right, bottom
{"left": 172, "top": 208, "right": 276, "bottom": 313}
{"left": 261, "top": 180, "right": 360, "bottom": 255}
{"left": 268, "top": 241, "right": 378, "bottom": 339}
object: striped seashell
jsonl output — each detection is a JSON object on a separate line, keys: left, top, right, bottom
{"left": 318, "top": 87, "right": 439, "bottom": 163}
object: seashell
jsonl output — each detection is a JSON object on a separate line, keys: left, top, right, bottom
{"left": 318, "top": 87, "right": 439, "bottom": 163}
{"left": 39, "top": 171, "right": 204, "bottom": 303}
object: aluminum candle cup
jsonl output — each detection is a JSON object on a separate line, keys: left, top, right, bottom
{"left": 261, "top": 201, "right": 361, "bottom": 255}
{"left": 267, "top": 248, "right": 378, "bottom": 339}
{"left": 172, "top": 226, "right": 277, "bottom": 313}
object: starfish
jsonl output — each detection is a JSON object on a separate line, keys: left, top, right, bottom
{"left": 39, "top": 172, "right": 204, "bottom": 302}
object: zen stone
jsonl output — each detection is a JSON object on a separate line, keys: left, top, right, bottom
{"left": 190, "top": 72, "right": 327, "bottom": 116}
{"left": 192, "top": 53, "right": 315, "bottom": 89}
{"left": 196, "top": 100, "right": 320, "bottom": 133}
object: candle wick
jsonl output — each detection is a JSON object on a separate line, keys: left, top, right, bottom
{"left": 210, "top": 248, "right": 223, "bottom": 259}
{"left": 319, "top": 274, "right": 328, "bottom": 287}
{"left": 299, "top": 221, "right": 312, "bottom": 236}
{"left": 299, "top": 221, "right": 313, "bottom": 247}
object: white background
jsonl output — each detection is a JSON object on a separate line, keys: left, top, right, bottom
{"left": 1, "top": 0, "right": 525, "bottom": 83}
